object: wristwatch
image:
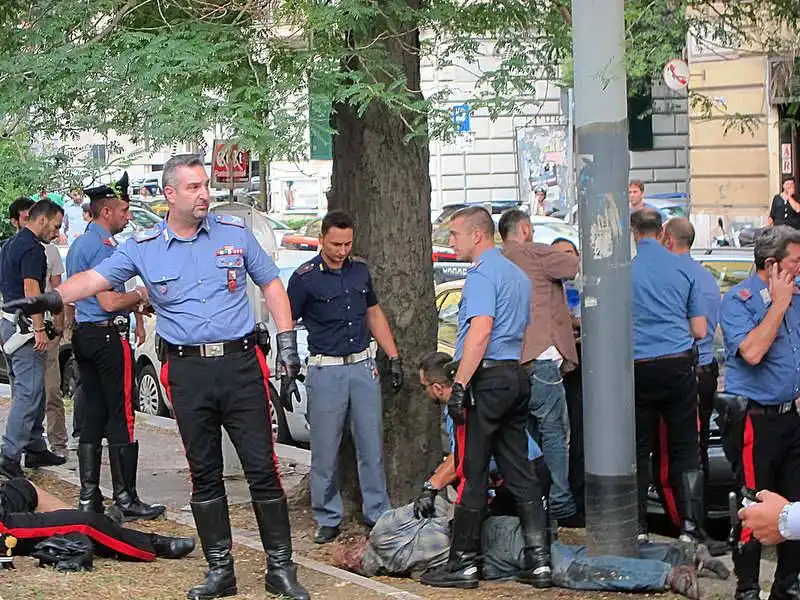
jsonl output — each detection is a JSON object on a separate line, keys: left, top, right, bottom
{"left": 778, "top": 503, "right": 794, "bottom": 540}
{"left": 422, "top": 480, "right": 437, "bottom": 493}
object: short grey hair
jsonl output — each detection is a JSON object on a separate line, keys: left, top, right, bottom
{"left": 162, "top": 154, "right": 204, "bottom": 190}
{"left": 754, "top": 225, "right": 800, "bottom": 270}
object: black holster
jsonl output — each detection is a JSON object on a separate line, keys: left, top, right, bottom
{"left": 255, "top": 322, "right": 271, "bottom": 355}
{"left": 714, "top": 392, "right": 749, "bottom": 471}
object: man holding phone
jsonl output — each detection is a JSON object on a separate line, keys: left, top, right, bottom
{"left": 718, "top": 225, "right": 800, "bottom": 600}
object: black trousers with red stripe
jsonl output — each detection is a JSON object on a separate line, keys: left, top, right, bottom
{"left": 696, "top": 359, "right": 719, "bottom": 486}
{"left": 454, "top": 364, "right": 541, "bottom": 511}
{"left": 634, "top": 356, "right": 699, "bottom": 530}
{"left": 1, "top": 478, "right": 155, "bottom": 561}
{"left": 734, "top": 408, "right": 800, "bottom": 594}
{"left": 160, "top": 347, "right": 282, "bottom": 503}
{"left": 72, "top": 324, "right": 135, "bottom": 445}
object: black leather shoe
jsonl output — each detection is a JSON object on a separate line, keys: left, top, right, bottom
{"left": 150, "top": 534, "right": 196, "bottom": 559}
{"left": 108, "top": 442, "right": 165, "bottom": 521}
{"left": 314, "top": 525, "right": 340, "bottom": 544}
{"left": 24, "top": 449, "right": 67, "bottom": 468}
{"left": 253, "top": 497, "right": 310, "bottom": 600}
{"left": 0, "top": 455, "right": 23, "bottom": 479}
{"left": 187, "top": 497, "right": 237, "bottom": 600}
{"left": 420, "top": 551, "right": 480, "bottom": 588}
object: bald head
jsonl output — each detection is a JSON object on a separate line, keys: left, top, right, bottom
{"left": 663, "top": 217, "right": 695, "bottom": 252}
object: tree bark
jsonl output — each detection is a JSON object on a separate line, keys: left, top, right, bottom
{"left": 326, "top": 0, "right": 441, "bottom": 513}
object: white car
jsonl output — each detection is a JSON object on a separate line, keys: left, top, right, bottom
{"left": 132, "top": 205, "right": 314, "bottom": 445}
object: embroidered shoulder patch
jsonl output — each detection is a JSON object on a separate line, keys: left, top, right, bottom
{"left": 216, "top": 214, "right": 245, "bottom": 228}
{"left": 296, "top": 261, "right": 317, "bottom": 276}
{"left": 736, "top": 288, "right": 752, "bottom": 301}
{"left": 133, "top": 227, "right": 160, "bottom": 243}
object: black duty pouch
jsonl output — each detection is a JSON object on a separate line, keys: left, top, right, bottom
{"left": 156, "top": 334, "right": 167, "bottom": 362}
{"left": 112, "top": 315, "right": 130, "bottom": 337}
{"left": 255, "top": 322, "right": 271, "bottom": 355}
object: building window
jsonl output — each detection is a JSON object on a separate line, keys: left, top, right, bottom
{"left": 628, "top": 82, "right": 654, "bottom": 152}
{"left": 90, "top": 144, "right": 107, "bottom": 165}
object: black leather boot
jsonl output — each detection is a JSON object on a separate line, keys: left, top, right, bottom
{"left": 420, "top": 506, "right": 482, "bottom": 589}
{"left": 679, "top": 470, "right": 727, "bottom": 556}
{"left": 769, "top": 572, "right": 800, "bottom": 600}
{"left": 252, "top": 496, "right": 309, "bottom": 600}
{"left": 108, "top": 442, "right": 165, "bottom": 521}
{"left": 187, "top": 497, "right": 237, "bottom": 600}
{"left": 77, "top": 443, "right": 104, "bottom": 513}
{"left": 516, "top": 498, "right": 553, "bottom": 588}
{"left": 733, "top": 542, "right": 762, "bottom": 600}
{"left": 150, "top": 534, "right": 196, "bottom": 559}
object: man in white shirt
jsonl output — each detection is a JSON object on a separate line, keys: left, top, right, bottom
{"left": 43, "top": 242, "right": 67, "bottom": 456}
{"left": 63, "top": 187, "right": 87, "bottom": 246}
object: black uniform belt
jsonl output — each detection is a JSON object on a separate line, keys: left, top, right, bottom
{"left": 747, "top": 400, "right": 797, "bottom": 416}
{"left": 479, "top": 359, "right": 519, "bottom": 369}
{"left": 76, "top": 317, "right": 129, "bottom": 328}
{"left": 634, "top": 350, "right": 693, "bottom": 364}
{"left": 165, "top": 333, "right": 256, "bottom": 358}
{"left": 696, "top": 359, "right": 718, "bottom": 374}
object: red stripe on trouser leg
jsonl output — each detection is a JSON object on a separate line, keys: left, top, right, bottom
{"left": 454, "top": 417, "right": 468, "bottom": 505}
{"left": 160, "top": 360, "right": 193, "bottom": 489}
{"left": 0, "top": 521, "right": 155, "bottom": 562}
{"left": 254, "top": 347, "right": 282, "bottom": 491}
{"left": 120, "top": 337, "right": 135, "bottom": 442}
{"left": 740, "top": 414, "right": 756, "bottom": 543}
{"left": 658, "top": 417, "right": 681, "bottom": 527}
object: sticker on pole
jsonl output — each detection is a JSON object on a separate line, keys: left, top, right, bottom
{"left": 211, "top": 140, "right": 251, "bottom": 190}
{"left": 662, "top": 58, "right": 689, "bottom": 91}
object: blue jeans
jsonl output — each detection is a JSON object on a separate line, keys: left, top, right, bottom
{"left": 527, "top": 359, "right": 576, "bottom": 519}
{"left": 1, "top": 319, "right": 47, "bottom": 461}
{"left": 306, "top": 358, "right": 390, "bottom": 528}
{"left": 552, "top": 542, "right": 671, "bottom": 591}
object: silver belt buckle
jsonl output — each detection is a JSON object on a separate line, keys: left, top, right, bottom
{"left": 202, "top": 342, "right": 225, "bottom": 358}
{"left": 780, "top": 401, "right": 794, "bottom": 414}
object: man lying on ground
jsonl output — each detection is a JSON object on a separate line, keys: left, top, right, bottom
{"left": 332, "top": 352, "right": 730, "bottom": 599}
{"left": 1, "top": 476, "right": 195, "bottom": 562}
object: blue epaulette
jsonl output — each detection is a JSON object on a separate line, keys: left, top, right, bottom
{"left": 296, "top": 261, "right": 318, "bottom": 276}
{"left": 351, "top": 255, "right": 368, "bottom": 265}
{"left": 133, "top": 227, "right": 160, "bottom": 243}
{"left": 215, "top": 214, "right": 245, "bottom": 228}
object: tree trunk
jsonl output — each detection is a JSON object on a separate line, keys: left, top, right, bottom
{"left": 326, "top": 0, "right": 441, "bottom": 512}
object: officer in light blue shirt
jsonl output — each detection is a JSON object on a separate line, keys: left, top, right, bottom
{"left": 4, "top": 155, "right": 309, "bottom": 600}
{"left": 630, "top": 209, "right": 710, "bottom": 548}
{"left": 421, "top": 207, "right": 552, "bottom": 591}
{"left": 718, "top": 225, "right": 800, "bottom": 600}
{"left": 661, "top": 217, "right": 722, "bottom": 533}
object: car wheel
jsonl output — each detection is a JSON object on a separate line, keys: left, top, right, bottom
{"left": 60, "top": 353, "right": 79, "bottom": 398}
{"left": 267, "top": 381, "right": 291, "bottom": 444}
{"left": 137, "top": 364, "right": 169, "bottom": 417}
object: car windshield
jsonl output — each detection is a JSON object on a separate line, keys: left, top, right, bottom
{"left": 268, "top": 216, "right": 291, "bottom": 231}
{"left": 129, "top": 209, "right": 162, "bottom": 229}
{"left": 699, "top": 260, "right": 752, "bottom": 294}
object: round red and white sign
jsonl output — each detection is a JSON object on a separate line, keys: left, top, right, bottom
{"left": 662, "top": 58, "right": 689, "bottom": 91}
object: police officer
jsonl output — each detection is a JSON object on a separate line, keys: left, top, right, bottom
{"left": 419, "top": 207, "right": 551, "bottom": 590}
{"left": 718, "top": 225, "right": 800, "bottom": 600}
{"left": 662, "top": 218, "right": 722, "bottom": 524}
{"left": 631, "top": 209, "right": 707, "bottom": 544}
{"left": 65, "top": 173, "right": 164, "bottom": 521}
{"left": 287, "top": 210, "right": 402, "bottom": 544}
{"left": 6, "top": 154, "right": 309, "bottom": 600}
{"left": 0, "top": 199, "right": 66, "bottom": 479}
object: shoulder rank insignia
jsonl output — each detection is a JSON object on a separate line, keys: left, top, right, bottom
{"left": 133, "top": 226, "right": 160, "bottom": 243}
{"left": 103, "top": 236, "right": 118, "bottom": 248}
{"left": 296, "top": 261, "right": 317, "bottom": 276}
{"left": 736, "top": 288, "right": 752, "bottom": 302}
{"left": 351, "top": 255, "right": 368, "bottom": 264}
{"left": 216, "top": 214, "right": 245, "bottom": 228}
{"left": 467, "top": 260, "right": 482, "bottom": 273}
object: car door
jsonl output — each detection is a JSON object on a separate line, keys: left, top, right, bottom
{"left": 436, "top": 286, "right": 463, "bottom": 356}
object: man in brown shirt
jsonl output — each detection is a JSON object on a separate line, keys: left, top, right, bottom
{"left": 499, "top": 209, "right": 582, "bottom": 526}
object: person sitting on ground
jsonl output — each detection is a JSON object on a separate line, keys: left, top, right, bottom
{"left": 0, "top": 476, "right": 195, "bottom": 562}
{"left": 332, "top": 352, "right": 729, "bottom": 599}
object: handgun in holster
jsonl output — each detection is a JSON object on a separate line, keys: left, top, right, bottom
{"left": 155, "top": 334, "right": 167, "bottom": 363}
{"left": 112, "top": 315, "right": 129, "bottom": 339}
{"left": 255, "top": 322, "right": 271, "bottom": 355}
{"left": 2, "top": 311, "right": 34, "bottom": 356}
{"left": 714, "top": 392, "right": 750, "bottom": 470}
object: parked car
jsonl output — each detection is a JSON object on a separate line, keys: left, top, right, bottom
{"left": 0, "top": 342, "right": 78, "bottom": 398}
{"left": 266, "top": 216, "right": 295, "bottom": 246}
{"left": 432, "top": 200, "right": 525, "bottom": 226}
{"left": 281, "top": 218, "right": 321, "bottom": 251}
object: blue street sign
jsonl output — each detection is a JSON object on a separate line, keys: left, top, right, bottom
{"left": 452, "top": 104, "right": 471, "bottom": 133}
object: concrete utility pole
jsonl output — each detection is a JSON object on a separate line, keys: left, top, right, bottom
{"left": 571, "top": 0, "right": 638, "bottom": 557}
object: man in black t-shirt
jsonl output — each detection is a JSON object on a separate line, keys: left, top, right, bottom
{"left": 0, "top": 200, "right": 65, "bottom": 479}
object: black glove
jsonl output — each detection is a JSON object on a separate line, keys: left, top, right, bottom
{"left": 448, "top": 382, "right": 467, "bottom": 425}
{"left": 390, "top": 356, "right": 403, "bottom": 392}
{"left": 3, "top": 291, "right": 63, "bottom": 316}
{"left": 413, "top": 485, "right": 438, "bottom": 519}
{"left": 276, "top": 330, "right": 301, "bottom": 397}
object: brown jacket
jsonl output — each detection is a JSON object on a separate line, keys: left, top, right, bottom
{"left": 502, "top": 241, "right": 580, "bottom": 369}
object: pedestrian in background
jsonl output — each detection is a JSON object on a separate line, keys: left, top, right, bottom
{"left": 0, "top": 199, "right": 66, "bottom": 479}
{"left": 767, "top": 177, "right": 800, "bottom": 229}
{"left": 499, "top": 209, "right": 582, "bottom": 527}
{"left": 63, "top": 186, "right": 87, "bottom": 246}
{"left": 287, "top": 210, "right": 402, "bottom": 545}
{"left": 43, "top": 227, "right": 67, "bottom": 457}
{"left": 630, "top": 208, "right": 707, "bottom": 545}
